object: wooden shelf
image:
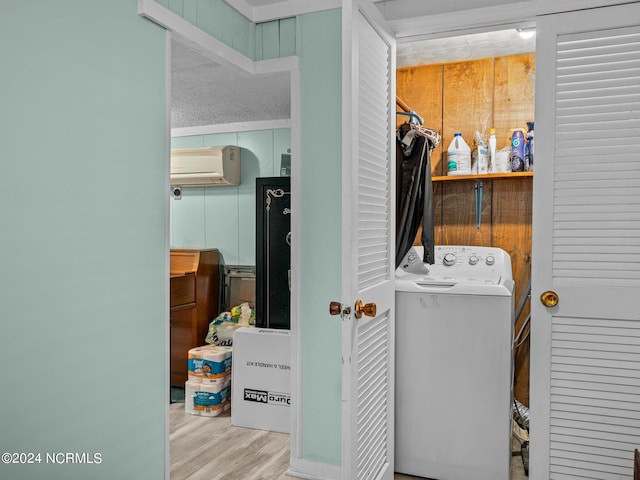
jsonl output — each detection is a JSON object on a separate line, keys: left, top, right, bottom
{"left": 433, "top": 171, "right": 533, "bottom": 182}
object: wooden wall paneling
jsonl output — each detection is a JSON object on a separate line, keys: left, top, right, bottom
{"left": 493, "top": 54, "right": 536, "bottom": 150}
{"left": 513, "top": 302, "right": 531, "bottom": 406}
{"left": 443, "top": 58, "right": 494, "bottom": 170}
{"left": 432, "top": 181, "right": 443, "bottom": 245}
{"left": 396, "top": 65, "right": 444, "bottom": 174}
{"left": 492, "top": 177, "right": 532, "bottom": 406}
{"left": 440, "top": 180, "right": 492, "bottom": 246}
{"left": 493, "top": 54, "right": 535, "bottom": 406}
{"left": 439, "top": 59, "right": 493, "bottom": 246}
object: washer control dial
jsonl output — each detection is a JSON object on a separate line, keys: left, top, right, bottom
{"left": 469, "top": 255, "right": 479, "bottom": 265}
{"left": 485, "top": 255, "right": 495, "bottom": 266}
{"left": 443, "top": 253, "right": 456, "bottom": 266}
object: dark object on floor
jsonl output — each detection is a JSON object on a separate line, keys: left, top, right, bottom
{"left": 521, "top": 441, "right": 529, "bottom": 476}
{"left": 171, "top": 387, "right": 185, "bottom": 404}
{"left": 634, "top": 448, "right": 639, "bottom": 480}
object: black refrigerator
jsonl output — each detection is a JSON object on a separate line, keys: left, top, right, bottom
{"left": 255, "top": 177, "right": 290, "bottom": 329}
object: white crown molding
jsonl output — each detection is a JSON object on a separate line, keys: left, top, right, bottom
{"left": 171, "top": 119, "right": 292, "bottom": 137}
{"left": 224, "top": 0, "right": 341, "bottom": 23}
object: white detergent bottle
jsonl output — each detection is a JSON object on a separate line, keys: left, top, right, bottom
{"left": 447, "top": 132, "right": 471, "bottom": 176}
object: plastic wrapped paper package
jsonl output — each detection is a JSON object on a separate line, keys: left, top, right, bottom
{"left": 187, "top": 345, "right": 232, "bottom": 382}
{"left": 205, "top": 302, "right": 255, "bottom": 346}
{"left": 185, "top": 379, "right": 231, "bottom": 416}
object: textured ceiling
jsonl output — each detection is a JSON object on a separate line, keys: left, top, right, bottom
{"left": 171, "top": 35, "right": 291, "bottom": 129}
{"left": 396, "top": 28, "right": 535, "bottom": 67}
{"left": 170, "top": 6, "right": 534, "bottom": 129}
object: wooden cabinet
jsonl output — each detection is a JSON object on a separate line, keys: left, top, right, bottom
{"left": 170, "top": 249, "right": 222, "bottom": 386}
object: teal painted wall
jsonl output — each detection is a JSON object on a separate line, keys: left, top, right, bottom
{"left": 297, "top": 9, "right": 343, "bottom": 465}
{"left": 154, "top": 0, "right": 296, "bottom": 60}
{"left": 0, "top": 2, "right": 168, "bottom": 480}
{"left": 170, "top": 128, "right": 290, "bottom": 266}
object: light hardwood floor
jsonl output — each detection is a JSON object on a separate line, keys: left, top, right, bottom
{"left": 170, "top": 403, "right": 528, "bottom": 480}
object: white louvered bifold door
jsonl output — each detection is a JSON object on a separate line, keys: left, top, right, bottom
{"left": 341, "top": 1, "right": 395, "bottom": 479}
{"left": 531, "top": 4, "right": 640, "bottom": 480}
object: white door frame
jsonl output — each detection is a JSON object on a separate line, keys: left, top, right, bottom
{"left": 137, "top": 4, "right": 301, "bottom": 480}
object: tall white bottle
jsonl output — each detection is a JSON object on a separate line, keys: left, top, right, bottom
{"left": 488, "top": 128, "right": 497, "bottom": 173}
{"left": 447, "top": 132, "right": 471, "bottom": 176}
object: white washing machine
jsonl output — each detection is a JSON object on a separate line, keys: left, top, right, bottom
{"left": 395, "top": 245, "right": 514, "bottom": 480}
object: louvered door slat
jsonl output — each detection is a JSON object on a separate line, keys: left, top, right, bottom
{"left": 550, "top": 312, "right": 640, "bottom": 479}
{"left": 355, "top": 313, "right": 389, "bottom": 480}
{"left": 356, "top": 6, "right": 390, "bottom": 293}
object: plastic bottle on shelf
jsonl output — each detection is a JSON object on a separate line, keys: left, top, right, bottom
{"left": 447, "top": 133, "right": 471, "bottom": 176}
{"left": 475, "top": 131, "right": 489, "bottom": 174}
{"left": 525, "top": 122, "right": 534, "bottom": 171}
{"left": 510, "top": 129, "right": 525, "bottom": 172}
{"left": 488, "top": 128, "right": 497, "bottom": 173}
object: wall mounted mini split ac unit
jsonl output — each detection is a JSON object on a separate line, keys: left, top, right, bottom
{"left": 170, "top": 146, "right": 241, "bottom": 186}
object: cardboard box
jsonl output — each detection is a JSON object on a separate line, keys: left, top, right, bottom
{"left": 231, "top": 327, "right": 291, "bottom": 433}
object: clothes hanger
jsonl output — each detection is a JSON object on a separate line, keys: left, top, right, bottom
{"left": 396, "top": 110, "right": 423, "bottom": 125}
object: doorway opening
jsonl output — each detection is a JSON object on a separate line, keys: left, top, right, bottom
{"left": 395, "top": 24, "right": 536, "bottom": 478}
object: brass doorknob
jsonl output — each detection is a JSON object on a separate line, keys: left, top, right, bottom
{"left": 329, "top": 301, "right": 342, "bottom": 316}
{"left": 540, "top": 290, "right": 559, "bottom": 307}
{"left": 355, "top": 299, "right": 377, "bottom": 319}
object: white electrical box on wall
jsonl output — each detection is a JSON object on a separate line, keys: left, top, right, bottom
{"left": 170, "top": 146, "right": 241, "bottom": 186}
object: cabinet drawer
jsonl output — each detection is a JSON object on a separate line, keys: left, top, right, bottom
{"left": 170, "top": 273, "right": 196, "bottom": 307}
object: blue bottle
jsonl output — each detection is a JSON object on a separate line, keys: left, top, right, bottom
{"left": 524, "top": 122, "right": 534, "bottom": 171}
{"left": 510, "top": 129, "right": 525, "bottom": 172}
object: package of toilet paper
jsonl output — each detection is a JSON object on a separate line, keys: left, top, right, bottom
{"left": 186, "top": 381, "right": 230, "bottom": 417}
{"left": 188, "top": 345, "right": 232, "bottom": 382}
